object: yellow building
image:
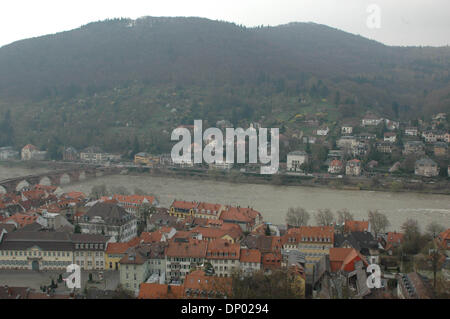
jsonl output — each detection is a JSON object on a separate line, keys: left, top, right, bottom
{"left": 169, "top": 200, "right": 198, "bottom": 219}
{"left": 0, "top": 232, "right": 108, "bottom": 271}
{"left": 134, "top": 152, "right": 160, "bottom": 166}
{"left": 281, "top": 226, "right": 334, "bottom": 270}
{"left": 193, "top": 202, "right": 223, "bottom": 220}
{"left": 105, "top": 242, "right": 132, "bottom": 270}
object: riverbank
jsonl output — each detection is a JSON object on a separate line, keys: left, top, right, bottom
{"left": 1, "top": 160, "right": 449, "bottom": 196}
{"left": 125, "top": 166, "right": 450, "bottom": 196}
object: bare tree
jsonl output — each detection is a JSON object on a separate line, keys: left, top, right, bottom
{"left": 286, "top": 207, "right": 310, "bottom": 227}
{"left": 368, "top": 210, "right": 390, "bottom": 238}
{"left": 110, "top": 186, "right": 129, "bottom": 195}
{"left": 315, "top": 209, "right": 335, "bottom": 226}
{"left": 426, "top": 221, "right": 445, "bottom": 238}
{"left": 90, "top": 184, "right": 109, "bottom": 199}
{"left": 134, "top": 187, "right": 146, "bottom": 195}
{"left": 401, "top": 219, "right": 424, "bottom": 255}
{"left": 336, "top": 209, "right": 354, "bottom": 225}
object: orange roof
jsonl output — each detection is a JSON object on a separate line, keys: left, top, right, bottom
{"left": 171, "top": 200, "right": 198, "bottom": 210}
{"left": 196, "top": 202, "right": 222, "bottom": 214}
{"left": 330, "top": 159, "right": 343, "bottom": 166}
{"left": 262, "top": 252, "right": 281, "bottom": 269}
{"left": 106, "top": 242, "right": 131, "bottom": 254}
{"left": 439, "top": 229, "right": 450, "bottom": 240}
{"left": 64, "top": 192, "right": 86, "bottom": 200}
{"left": 329, "top": 247, "right": 368, "bottom": 272}
{"left": 138, "top": 283, "right": 184, "bottom": 299}
{"left": 184, "top": 270, "right": 232, "bottom": 297}
{"left": 206, "top": 219, "right": 223, "bottom": 227}
{"left": 4, "top": 213, "right": 38, "bottom": 228}
{"left": 345, "top": 220, "right": 369, "bottom": 232}
{"left": 22, "top": 144, "right": 38, "bottom": 151}
{"left": 166, "top": 240, "right": 207, "bottom": 258}
{"left": 140, "top": 231, "right": 163, "bottom": 243}
{"left": 219, "top": 206, "right": 261, "bottom": 223}
{"left": 206, "top": 239, "right": 240, "bottom": 260}
{"left": 239, "top": 249, "right": 261, "bottom": 263}
{"left": 387, "top": 232, "right": 404, "bottom": 244}
{"left": 283, "top": 226, "right": 334, "bottom": 245}
{"left": 113, "top": 194, "right": 155, "bottom": 205}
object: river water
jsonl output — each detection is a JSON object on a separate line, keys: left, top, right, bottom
{"left": 1, "top": 166, "right": 449, "bottom": 231}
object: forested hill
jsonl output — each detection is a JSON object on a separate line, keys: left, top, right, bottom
{"left": 0, "top": 17, "right": 449, "bottom": 153}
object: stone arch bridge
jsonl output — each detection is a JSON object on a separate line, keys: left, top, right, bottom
{"left": 0, "top": 166, "right": 122, "bottom": 194}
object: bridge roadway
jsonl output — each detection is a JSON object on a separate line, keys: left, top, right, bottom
{"left": 0, "top": 162, "right": 121, "bottom": 193}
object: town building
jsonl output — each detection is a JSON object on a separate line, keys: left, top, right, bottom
{"left": 341, "top": 125, "right": 353, "bottom": 135}
{"left": 361, "top": 114, "right": 383, "bottom": 126}
{"left": 281, "top": 226, "right": 334, "bottom": 271}
{"left": 414, "top": 158, "right": 439, "bottom": 177}
{"left": 316, "top": 127, "right": 330, "bottom": 136}
{"left": 219, "top": 206, "right": 263, "bottom": 232}
{"left": 194, "top": 202, "right": 223, "bottom": 220}
{"left": 170, "top": 200, "right": 198, "bottom": 219}
{"left": 165, "top": 240, "right": 208, "bottom": 283}
{"left": 206, "top": 239, "right": 240, "bottom": 277}
{"left": 110, "top": 194, "right": 157, "bottom": 216}
{"left": 63, "top": 147, "right": 79, "bottom": 161}
{"left": 134, "top": 152, "right": 160, "bottom": 166}
{"left": 0, "top": 231, "right": 108, "bottom": 271}
{"left": 72, "top": 234, "right": 109, "bottom": 270}
{"left": 404, "top": 127, "right": 419, "bottom": 136}
{"left": 239, "top": 249, "right": 261, "bottom": 276}
{"left": 433, "top": 142, "right": 448, "bottom": 157}
{"left": 80, "top": 147, "right": 120, "bottom": 164}
{"left": 345, "top": 159, "right": 361, "bottom": 176}
{"left": 383, "top": 132, "right": 397, "bottom": 143}
{"left": 403, "top": 141, "right": 425, "bottom": 155}
{"left": 337, "top": 136, "right": 357, "bottom": 150}
{"left": 21, "top": 144, "right": 47, "bottom": 161}
{"left": 329, "top": 248, "right": 368, "bottom": 273}
{"left": 328, "top": 160, "right": 343, "bottom": 174}
{"left": 287, "top": 151, "right": 309, "bottom": 172}
{"left": 78, "top": 202, "right": 137, "bottom": 242}
{"left": 376, "top": 142, "right": 393, "bottom": 154}
{"left": 0, "top": 147, "right": 19, "bottom": 160}
{"left": 422, "top": 131, "right": 438, "bottom": 143}
{"left": 119, "top": 246, "right": 151, "bottom": 295}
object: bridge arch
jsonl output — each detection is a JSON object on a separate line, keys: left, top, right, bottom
{"left": 39, "top": 176, "right": 52, "bottom": 186}
{"left": 59, "top": 173, "right": 71, "bottom": 185}
{"left": 79, "top": 171, "right": 86, "bottom": 181}
{"left": 0, "top": 185, "right": 6, "bottom": 194}
{"left": 16, "top": 180, "right": 30, "bottom": 192}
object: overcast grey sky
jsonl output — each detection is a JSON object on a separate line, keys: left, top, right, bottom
{"left": 1, "top": 0, "right": 449, "bottom": 47}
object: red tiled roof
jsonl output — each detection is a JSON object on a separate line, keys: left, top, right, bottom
{"left": 166, "top": 240, "right": 207, "bottom": 258}
{"left": 329, "top": 247, "right": 368, "bottom": 272}
{"left": 219, "top": 207, "right": 256, "bottom": 223}
{"left": 283, "top": 226, "right": 334, "bottom": 245}
{"left": 138, "top": 283, "right": 184, "bottom": 299}
{"left": 239, "top": 249, "right": 261, "bottom": 263}
{"left": 330, "top": 159, "right": 343, "bottom": 167}
{"left": 106, "top": 242, "right": 131, "bottom": 254}
{"left": 22, "top": 144, "right": 38, "bottom": 151}
{"left": 385, "top": 232, "right": 404, "bottom": 251}
{"left": 172, "top": 200, "right": 198, "bottom": 210}
{"left": 4, "top": 214, "right": 38, "bottom": 228}
{"left": 344, "top": 220, "right": 369, "bottom": 233}
{"left": 113, "top": 194, "right": 155, "bottom": 205}
{"left": 206, "top": 239, "right": 240, "bottom": 260}
{"left": 184, "top": 270, "right": 232, "bottom": 297}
